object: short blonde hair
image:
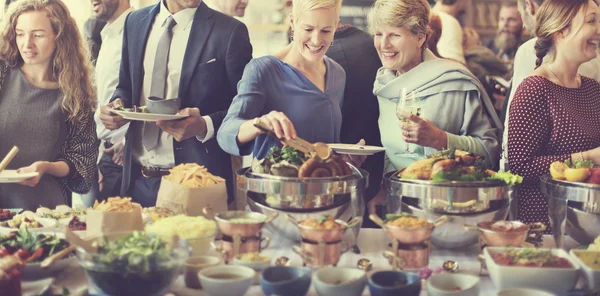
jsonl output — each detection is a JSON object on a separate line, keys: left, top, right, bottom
{"left": 292, "top": 0, "right": 342, "bottom": 22}
{"left": 367, "top": 0, "right": 431, "bottom": 38}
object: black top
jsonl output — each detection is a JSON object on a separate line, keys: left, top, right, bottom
{"left": 326, "top": 26, "right": 384, "bottom": 208}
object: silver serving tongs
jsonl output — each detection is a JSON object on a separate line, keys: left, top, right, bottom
{"left": 253, "top": 118, "right": 332, "bottom": 162}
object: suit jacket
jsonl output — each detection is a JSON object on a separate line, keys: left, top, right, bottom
{"left": 326, "top": 27, "right": 384, "bottom": 205}
{"left": 111, "top": 2, "right": 253, "bottom": 202}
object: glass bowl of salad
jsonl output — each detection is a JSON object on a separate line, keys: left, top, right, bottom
{"left": 76, "top": 231, "right": 190, "bottom": 296}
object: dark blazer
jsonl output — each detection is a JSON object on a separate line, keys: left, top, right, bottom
{"left": 112, "top": 3, "right": 253, "bottom": 202}
{"left": 326, "top": 26, "right": 384, "bottom": 213}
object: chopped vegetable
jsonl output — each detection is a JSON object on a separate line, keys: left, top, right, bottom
{"left": 0, "top": 228, "right": 69, "bottom": 263}
{"left": 489, "top": 170, "right": 523, "bottom": 185}
{"left": 95, "top": 232, "right": 174, "bottom": 275}
{"left": 267, "top": 146, "right": 307, "bottom": 166}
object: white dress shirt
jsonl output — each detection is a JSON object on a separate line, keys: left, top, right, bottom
{"left": 500, "top": 37, "right": 600, "bottom": 170}
{"left": 94, "top": 7, "right": 133, "bottom": 144}
{"left": 133, "top": 2, "right": 214, "bottom": 167}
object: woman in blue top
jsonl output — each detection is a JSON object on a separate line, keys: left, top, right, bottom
{"left": 218, "top": 0, "right": 345, "bottom": 159}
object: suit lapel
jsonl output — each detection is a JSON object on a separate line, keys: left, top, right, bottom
{"left": 178, "top": 2, "right": 215, "bottom": 99}
{"left": 132, "top": 5, "right": 159, "bottom": 105}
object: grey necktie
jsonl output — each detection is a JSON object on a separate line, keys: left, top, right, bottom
{"left": 142, "top": 15, "right": 177, "bottom": 152}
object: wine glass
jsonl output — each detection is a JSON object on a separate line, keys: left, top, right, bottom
{"left": 396, "top": 88, "right": 421, "bottom": 154}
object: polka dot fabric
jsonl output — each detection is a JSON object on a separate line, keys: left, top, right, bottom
{"left": 508, "top": 75, "right": 600, "bottom": 230}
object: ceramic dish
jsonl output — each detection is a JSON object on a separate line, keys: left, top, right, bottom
{"left": 198, "top": 265, "right": 255, "bottom": 296}
{"left": 484, "top": 247, "right": 579, "bottom": 295}
{"left": 427, "top": 273, "right": 480, "bottom": 296}
{"left": 0, "top": 217, "right": 58, "bottom": 234}
{"left": 313, "top": 267, "right": 367, "bottom": 296}
{"left": 569, "top": 249, "right": 600, "bottom": 290}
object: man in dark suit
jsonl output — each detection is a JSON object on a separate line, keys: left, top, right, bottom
{"left": 99, "top": 0, "right": 252, "bottom": 206}
{"left": 326, "top": 25, "right": 384, "bottom": 228}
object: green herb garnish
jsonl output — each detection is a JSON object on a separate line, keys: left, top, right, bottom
{"left": 489, "top": 170, "right": 523, "bottom": 185}
{"left": 385, "top": 213, "right": 414, "bottom": 221}
{"left": 318, "top": 215, "right": 329, "bottom": 225}
{"left": 267, "top": 146, "right": 306, "bottom": 166}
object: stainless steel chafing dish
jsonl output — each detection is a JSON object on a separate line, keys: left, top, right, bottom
{"left": 236, "top": 165, "right": 368, "bottom": 242}
{"left": 540, "top": 175, "right": 600, "bottom": 248}
{"left": 383, "top": 171, "right": 512, "bottom": 249}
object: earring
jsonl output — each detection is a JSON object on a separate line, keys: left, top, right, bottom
{"left": 290, "top": 30, "right": 294, "bottom": 42}
{"left": 330, "top": 40, "right": 334, "bottom": 46}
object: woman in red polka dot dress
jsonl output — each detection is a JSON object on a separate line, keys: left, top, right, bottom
{"left": 507, "top": 0, "right": 600, "bottom": 230}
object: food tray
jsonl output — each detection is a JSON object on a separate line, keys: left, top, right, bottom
{"left": 384, "top": 171, "right": 511, "bottom": 214}
{"left": 540, "top": 175, "right": 600, "bottom": 203}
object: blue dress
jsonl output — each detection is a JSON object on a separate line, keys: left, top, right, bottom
{"left": 217, "top": 55, "right": 346, "bottom": 159}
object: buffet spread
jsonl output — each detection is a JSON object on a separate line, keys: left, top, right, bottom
{"left": 1, "top": 147, "right": 599, "bottom": 296}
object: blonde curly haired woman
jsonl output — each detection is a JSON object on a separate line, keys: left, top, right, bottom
{"left": 0, "top": 0, "right": 98, "bottom": 209}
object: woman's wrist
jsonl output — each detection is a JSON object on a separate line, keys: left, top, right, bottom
{"left": 45, "top": 161, "right": 70, "bottom": 178}
{"left": 434, "top": 130, "right": 448, "bottom": 150}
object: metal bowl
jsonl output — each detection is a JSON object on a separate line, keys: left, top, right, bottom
{"left": 213, "top": 211, "right": 277, "bottom": 238}
{"left": 247, "top": 197, "right": 353, "bottom": 242}
{"left": 238, "top": 166, "right": 367, "bottom": 242}
{"left": 369, "top": 214, "right": 447, "bottom": 245}
{"left": 565, "top": 204, "right": 600, "bottom": 245}
{"left": 401, "top": 203, "right": 509, "bottom": 249}
{"left": 463, "top": 221, "right": 545, "bottom": 247}
{"left": 287, "top": 215, "right": 362, "bottom": 243}
{"left": 384, "top": 172, "right": 511, "bottom": 214}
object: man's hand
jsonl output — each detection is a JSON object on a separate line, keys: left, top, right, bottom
{"left": 100, "top": 100, "right": 129, "bottom": 130}
{"left": 16, "top": 161, "right": 49, "bottom": 187}
{"left": 156, "top": 108, "right": 207, "bottom": 142}
{"left": 104, "top": 142, "right": 124, "bottom": 166}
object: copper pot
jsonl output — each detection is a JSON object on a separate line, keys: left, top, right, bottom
{"left": 209, "top": 209, "right": 278, "bottom": 238}
{"left": 370, "top": 214, "right": 448, "bottom": 244}
{"left": 463, "top": 221, "right": 546, "bottom": 247}
{"left": 287, "top": 215, "right": 362, "bottom": 243}
{"left": 212, "top": 235, "right": 271, "bottom": 263}
{"left": 383, "top": 240, "right": 430, "bottom": 270}
{"left": 292, "top": 240, "right": 350, "bottom": 266}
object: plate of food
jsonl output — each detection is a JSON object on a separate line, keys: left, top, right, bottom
{"left": 110, "top": 106, "right": 188, "bottom": 122}
{"left": 548, "top": 160, "right": 600, "bottom": 187}
{"left": 327, "top": 143, "right": 386, "bottom": 156}
{"left": 0, "top": 228, "right": 74, "bottom": 280}
{"left": 0, "top": 216, "right": 58, "bottom": 234}
{"left": 393, "top": 148, "right": 523, "bottom": 186}
{"left": 0, "top": 170, "right": 38, "bottom": 183}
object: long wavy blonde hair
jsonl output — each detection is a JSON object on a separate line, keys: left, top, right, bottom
{"left": 0, "top": 0, "right": 96, "bottom": 124}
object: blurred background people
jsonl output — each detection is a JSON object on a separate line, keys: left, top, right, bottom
{"left": 485, "top": 0, "right": 526, "bottom": 70}
{"left": 205, "top": 0, "right": 250, "bottom": 17}
{"left": 0, "top": 0, "right": 98, "bottom": 209}
{"left": 431, "top": 0, "right": 469, "bottom": 64}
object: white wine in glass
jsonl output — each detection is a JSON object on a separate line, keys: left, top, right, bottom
{"left": 396, "top": 88, "right": 421, "bottom": 154}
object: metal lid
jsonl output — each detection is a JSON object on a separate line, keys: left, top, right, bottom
{"left": 540, "top": 175, "right": 600, "bottom": 203}
{"left": 236, "top": 165, "right": 368, "bottom": 196}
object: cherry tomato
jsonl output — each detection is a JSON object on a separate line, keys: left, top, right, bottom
{"left": 15, "top": 249, "right": 29, "bottom": 260}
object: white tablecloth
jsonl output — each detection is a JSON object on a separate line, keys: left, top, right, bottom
{"left": 21, "top": 229, "right": 580, "bottom": 296}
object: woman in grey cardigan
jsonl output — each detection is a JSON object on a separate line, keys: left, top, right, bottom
{"left": 0, "top": 0, "right": 98, "bottom": 209}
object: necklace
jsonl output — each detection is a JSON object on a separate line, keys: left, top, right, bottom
{"left": 546, "top": 64, "right": 579, "bottom": 88}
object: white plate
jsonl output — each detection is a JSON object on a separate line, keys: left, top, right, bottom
{"left": 110, "top": 109, "right": 188, "bottom": 122}
{"left": 0, "top": 170, "right": 38, "bottom": 183}
{"left": 0, "top": 217, "right": 58, "bottom": 234}
{"left": 327, "top": 144, "right": 386, "bottom": 156}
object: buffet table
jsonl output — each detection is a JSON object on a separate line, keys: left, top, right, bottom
{"left": 21, "top": 229, "right": 581, "bottom": 296}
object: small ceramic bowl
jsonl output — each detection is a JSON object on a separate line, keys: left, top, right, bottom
{"left": 184, "top": 256, "right": 221, "bottom": 289}
{"left": 427, "top": 273, "right": 480, "bottom": 296}
{"left": 145, "top": 97, "right": 181, "bottom": 114}
{"left": 260, "top": 266, "right": 312, "bottom": 296}
{"left": 367, "top": 270, "right": 421, "bottom": 296}
{"left": 313, "top": 267, "right": 367, "bottom": 296}
{"left": 198, "top": 265, "right": 254, "bottom": 296}
{"left": 233, "top": 253, "right": 271, "bottom": 285}
{"left": 496, "top": 288, "right": 555, "bottom": 296}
